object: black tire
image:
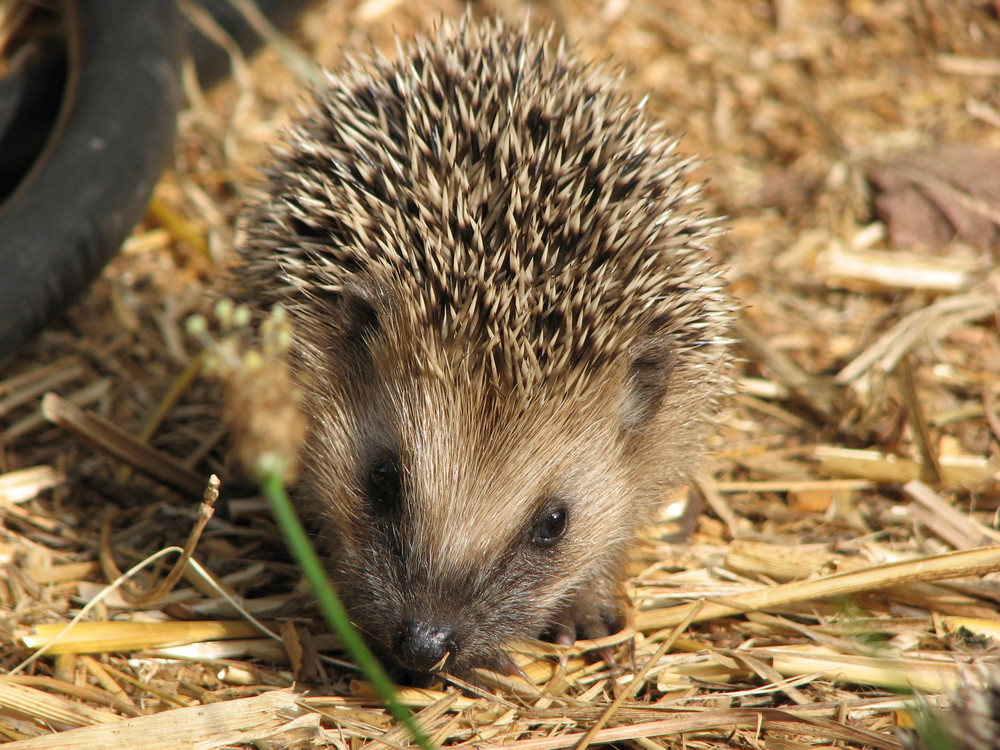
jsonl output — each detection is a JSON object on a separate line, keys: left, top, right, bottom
{"left": 0, "top": 0, "right": 317, "bottom": 363}
{"left": 0, "top": 0, "right": 183, "bottom": 361}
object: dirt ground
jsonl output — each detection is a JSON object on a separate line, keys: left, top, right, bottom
{"left": 2, "top": 0, "right": 999, "bottom": 747}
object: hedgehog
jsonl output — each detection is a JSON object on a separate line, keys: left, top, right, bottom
{"left": 232, "top": 15, "right": 733, "bottom": 678}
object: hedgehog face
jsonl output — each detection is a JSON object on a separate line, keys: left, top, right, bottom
{"left": 300, "top": 346, "right": 644, "bottom": 675}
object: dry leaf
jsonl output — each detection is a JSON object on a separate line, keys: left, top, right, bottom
{"left": 870, "top": 144, "right": 1000, "bottom": 251}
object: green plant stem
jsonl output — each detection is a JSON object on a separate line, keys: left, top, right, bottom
{"left": 259, "top": 466, "right": 437, "bottom": 750}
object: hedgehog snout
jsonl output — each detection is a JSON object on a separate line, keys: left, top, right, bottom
{"left": 393, "top": 618, "right": 458, "bottom": 672}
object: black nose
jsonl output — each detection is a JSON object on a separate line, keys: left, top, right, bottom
{"left": 394, "top": 619, "right": 456, "bottom": 672}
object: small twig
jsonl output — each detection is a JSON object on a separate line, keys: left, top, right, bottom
{"left": 695, "top": 473, "right": 740, "bottom": 540}
{"left": 836, "top": 294, "right": 998, "bottom": 388}
{"left": 42, "top": 392, "right": 207, "bottom": 498}
{"left": 637, "top": 545, "right": 1000, "bottom": 631}
{"left": 897, "top": 357, "right": 943, "bottom": 485}
{"left": 575, "top": 601, "right": 705, "bottom": 750}
{"left": 100, "top": 476, "right": 220, "bottom": 605}
{"left": 902, "top": 479, "right": 1000, "bottom": 549}
{"left": 735, "top": 317, "right": 844, "bottom": 424}
{"left": 983, "top": 387, "right": 1000, "bottom": 444}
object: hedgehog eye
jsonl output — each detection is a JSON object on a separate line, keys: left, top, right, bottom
{"left": 530, "top": 506, "right": 568, "bottom": 547}
{"left": 367, "top": 454, "right": 401, "bottom": 513}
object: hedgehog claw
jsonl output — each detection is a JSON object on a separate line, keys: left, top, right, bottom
{"left": 500, "top": 656, "right": 529, "bottom": 681}
{"left": 597, "top": 647, "right": 617, "bottom": 669}
{"left": 554, "top": 629, "right": 575, "bottom": 648}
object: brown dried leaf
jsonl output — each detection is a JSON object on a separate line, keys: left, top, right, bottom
{"left": 870, "top": 144, "right": 1000, "bottom": 251}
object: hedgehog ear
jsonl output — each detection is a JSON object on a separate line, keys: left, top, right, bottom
{"left": 334, "top": 279, "right": 385, "bottom": 361}
{"left": 621, "top": 334, "right": 676, "bottom": 432}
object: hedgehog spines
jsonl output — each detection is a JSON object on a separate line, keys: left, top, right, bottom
{"left": 237, "top": 15, "right": 732, "bottom": 404}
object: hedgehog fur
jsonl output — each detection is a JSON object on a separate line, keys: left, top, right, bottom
{"left": 233, "top": 15, "right": 734, "bottom": 678}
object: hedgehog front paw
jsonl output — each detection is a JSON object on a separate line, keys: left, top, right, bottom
{"left": 543, "top": 593, "right": 624, "bottom": 648}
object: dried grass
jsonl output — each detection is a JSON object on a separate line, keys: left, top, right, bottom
{"left": 2, "top": 0, "right": 1000, "bottom": 747}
